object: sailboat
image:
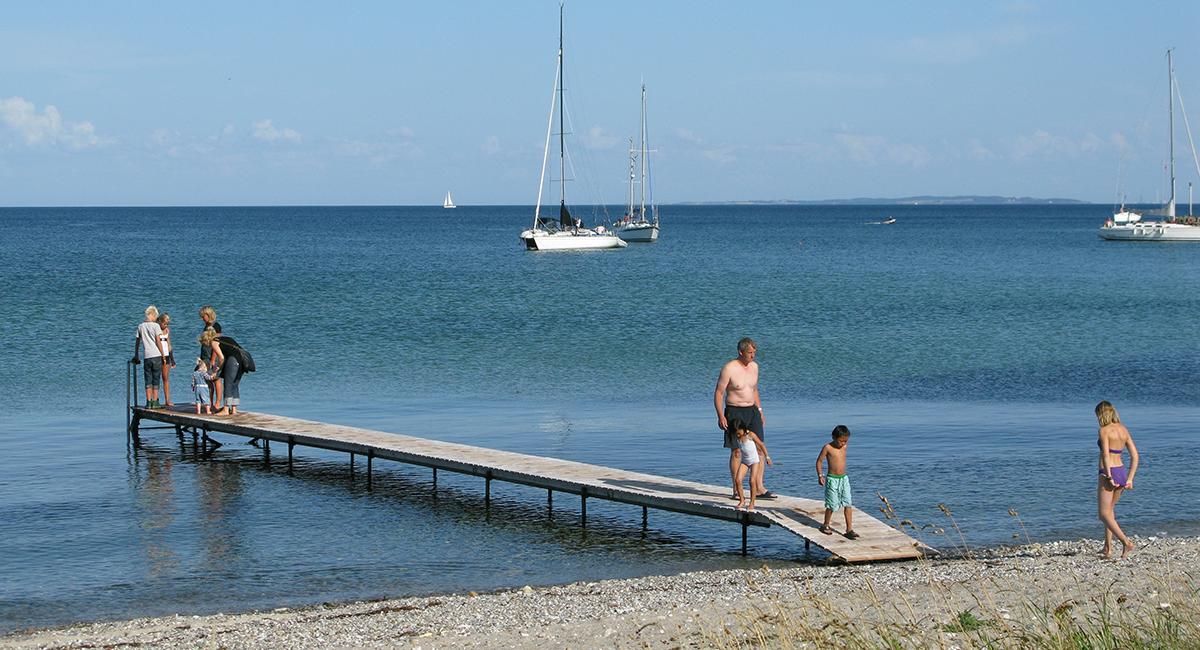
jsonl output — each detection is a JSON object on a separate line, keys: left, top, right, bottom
{"left": 519, "top": 6, "right": 626, "bottom": 251}
{"left": 614, "top": 84, "right": 660, "bottom": 243}
{"left": 443, "top": 191, "right": 456, "bottom": 209}
{"left": 1100, "top": 49, "right": 1200, "bottom": 241}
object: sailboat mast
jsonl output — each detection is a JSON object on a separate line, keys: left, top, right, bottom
{"left": 627, "top": 138, "right": 636, "bottom": 217}
{"left": 1169, "top": 48, "right": 1177, "bottom": 217}
{"left": 558, "top": 4, "right": 568, "bottom": 222}
{"left": 638, "top": 83, "right": 647, "bottom": 221}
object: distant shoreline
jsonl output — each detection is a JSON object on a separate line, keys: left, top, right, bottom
{"left": 676, "top": 195, "right": 1088, "bottom": 206}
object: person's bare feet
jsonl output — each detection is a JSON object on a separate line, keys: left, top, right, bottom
{"left": 213, "top": 408, "right": 230, "bottom": 416}
{"left": 1121, "top": 538, "right": 1134, "bottom": 559}
{"left": 1099, "top": 545, "right": 1112, "bottom": 559}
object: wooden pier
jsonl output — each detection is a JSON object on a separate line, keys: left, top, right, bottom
{"left": 128, "top": 406, "right": 929, "bottom": 563}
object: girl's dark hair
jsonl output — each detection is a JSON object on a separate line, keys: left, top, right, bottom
{"left": 728, "top": 417, "right": 748, "bottom": 433}
{"left": 832, "top": 424, "right": 851, "bottom": 439}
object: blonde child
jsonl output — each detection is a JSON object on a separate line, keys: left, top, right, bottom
{"left": 730, "top": 418, "right": 771, "bottom": 512}
{"left": 191, "top": 359, "right": 217, "bottom": 414}
{"left": 816, "top": 425, "right": 858, "bottom": 539}
{"left": 156, "top": 312, "right": 176, "bottom": 406}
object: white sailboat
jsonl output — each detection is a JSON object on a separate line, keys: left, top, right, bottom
{"left": 520, "top": 6, "right": 626, "bottom": 252}
{"left": 443, "top": 191, "right": 456, "bottom": 209}
{"left": 615, "top": 84, "right": 659, "bottom": 243}
{"left": 1101, "top": 49, "right": 1200, "bottom": 241}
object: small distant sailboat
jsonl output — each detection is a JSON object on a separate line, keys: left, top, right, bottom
{"left": 443, "top": 191, "right": 456, "bottom": 209}
{"left": 614, "top": 84, "right": 660, "bottom": 243}
{"left": 519, "top": 6, "right": 626, "bottom": 251}
{"left": 882, "top": 217, "right": 896, "bottom": 225}
{"left": 1100, "top": 49, "right": 1200, "bottom": 241}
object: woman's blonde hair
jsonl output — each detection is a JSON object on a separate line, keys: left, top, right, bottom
{"left": 199, "top": 327, "right": 219, "bottom": 345}
{"left": 200, "top": 306, "right": 217, "bottom": 322}
{"left": 145, "top": 305, "right": 159, "bottom": 319}
{"left": 1095, "top": 400, "right": 1120, "bottom": 426}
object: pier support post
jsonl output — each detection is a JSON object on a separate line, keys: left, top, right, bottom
{"left": 432, "top": 467, "right": 438, "bottom": 491}
{"left": 288, "top": 437, "right": 294, "bottom": 472}
{"left": 642, "top": 506, "right": 648, "bottom": 530}
{"left": 741, "top": 516, "right": 749, "bottom": 556}
{"left": 485, "top": 473, "right": 492, "bottom": 507}
{"left": 174, "top": 424, "right": 183, "bottom": 439}
{"left": 580, "top": 488, "right": 587, "bottom": 528}
{"left": 367, "top": 451, "right": 373, "bottom": 490}
{"left": 128, "top": 412, "right": 142, "bottom": 441}
{"left": 264, "top": 438, "right": 270, "bottom": 453}
{"left": 350, "top": 453, "right": 355, "bottom": 478}
{"left": 805, "top": 538, "right": 811, "bottom": 551}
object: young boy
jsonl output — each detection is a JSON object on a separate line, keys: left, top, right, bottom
{"left": 816, "top": 425, "right": 858, "bottom": 539}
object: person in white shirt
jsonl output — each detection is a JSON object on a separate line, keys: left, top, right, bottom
{"left": 134, "top": 305, "right": 167, "bottom": 408}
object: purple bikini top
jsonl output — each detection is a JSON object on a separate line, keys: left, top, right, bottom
{"left": 1097, "top": 439, "right": 1122, "bottom": 454}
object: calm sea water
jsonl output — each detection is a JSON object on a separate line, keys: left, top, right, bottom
{"left": 1, "top": 204, "right": 1197, "bottom": 633}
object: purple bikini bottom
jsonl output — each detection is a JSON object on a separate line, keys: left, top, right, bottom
{"left": 1102, "top": 465, "right": 1128, "bottom": 487}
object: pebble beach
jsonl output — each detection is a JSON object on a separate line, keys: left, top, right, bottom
{"left": 4, "top": 535, "right": 1197, "bottom": 649}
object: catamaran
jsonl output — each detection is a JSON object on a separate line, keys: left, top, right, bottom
{"left": 1100, "top": 49, "right": 1200, "bottom": 241}
{"left": 614, "top": 84, "right": 660, "bottom": 243}
{"left": 443, "top": 191, "right": 456, "bottom": 209}
{"left": 519, "top": 6, "right": 626, "bottom": 251}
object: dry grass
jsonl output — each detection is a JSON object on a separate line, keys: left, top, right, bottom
{"left": 700, "top": 500, "right": 1200, "bottom": 649}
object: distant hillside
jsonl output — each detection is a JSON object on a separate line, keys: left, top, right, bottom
{"left": 677, "top": 196, "right": 1086, "bottom": 206}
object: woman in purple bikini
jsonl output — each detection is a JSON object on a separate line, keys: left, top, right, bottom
{"left": 1095, "top": 400, "right": 1140, "bottom": 559}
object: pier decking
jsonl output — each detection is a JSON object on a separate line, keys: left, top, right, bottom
{"left": 128, "top": 406, "right": 929, "bottom": 563}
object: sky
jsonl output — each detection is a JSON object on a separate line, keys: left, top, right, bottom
{"left": 2, "top": 1, "right": 1200, "bottom": 206}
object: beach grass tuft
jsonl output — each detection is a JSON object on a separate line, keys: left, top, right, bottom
{"left": 700, "top": 505, "right": 1200, "bottom": 649}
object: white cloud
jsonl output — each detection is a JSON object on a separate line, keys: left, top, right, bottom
{"left": 252, "top": 119, "right": 301, "bottom": 143}
{"left": 702, "top": 146, "right": 738, "bottom": 163}
{"left": 481, "top": 135, "right": 500, "bottom": 154}
{"left": 674, "top": 128, "right": 704, "bottom": 145}
{"left": 967, "top": 138, "right": 997, "bottom": 161}
{"left": 329, "top": 131, "right": 422, "bottom": 165}
{"left": 0, "top": 96, "right": 109, "bottom": 148}
{"left": 891, "top": 27, "right": 1033, "bottom": 65}
{"left": 1011, "top": 129, "right": 1077, "bottom": 159}
{"left": 834, "top": 133, "right": 931, "bottom": 167}
{"left": 581, "top": 125, "right": 617, "bottom": 150}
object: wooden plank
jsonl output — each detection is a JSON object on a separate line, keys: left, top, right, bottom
{"left": 132, "top": 407, "right": 930, "bottom": 562}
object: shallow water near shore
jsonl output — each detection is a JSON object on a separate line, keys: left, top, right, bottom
{"left": 1, "top": 204, "right": 1197, "bottom": 633}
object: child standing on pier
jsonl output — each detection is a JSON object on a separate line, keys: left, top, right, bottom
{"left": 816, "top": 425, "right": 858, "bottom": 539}
{"left": 156, "top": 312, "right": 176, "bottom": 407}
{"left": 191, "top": 359, "right": 216, "bottom": 415}
{"left": 730, "top": 418, "right": 771, "bottom": 512}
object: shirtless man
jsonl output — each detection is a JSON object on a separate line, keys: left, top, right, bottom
{"left": 714, "top": 337, "right": 773, "bottom": 499}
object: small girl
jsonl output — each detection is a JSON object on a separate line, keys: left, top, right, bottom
{"left": 730, "top": 417, "right": 772, "bottom": 512}
{"left": 157, "top": 313, "right": 176, "bottom": 406}
{"left": 191, "top": 358, "right": 216, "bottom": 414}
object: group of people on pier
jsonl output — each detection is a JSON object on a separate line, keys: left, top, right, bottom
{"left": 133, "top": 305, "right": 253, "bottom": 416}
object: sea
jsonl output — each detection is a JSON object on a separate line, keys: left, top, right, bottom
{"left": 0, "top": 204, "right": 1197, "bottom": 633}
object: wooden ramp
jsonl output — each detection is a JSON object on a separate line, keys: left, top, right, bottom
{"left": 129, "top": 406, "right": 928, "bottom": 563}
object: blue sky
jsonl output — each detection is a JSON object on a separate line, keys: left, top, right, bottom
{"left": 2, "top": 1, "right": 1199, "bottom": 206}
